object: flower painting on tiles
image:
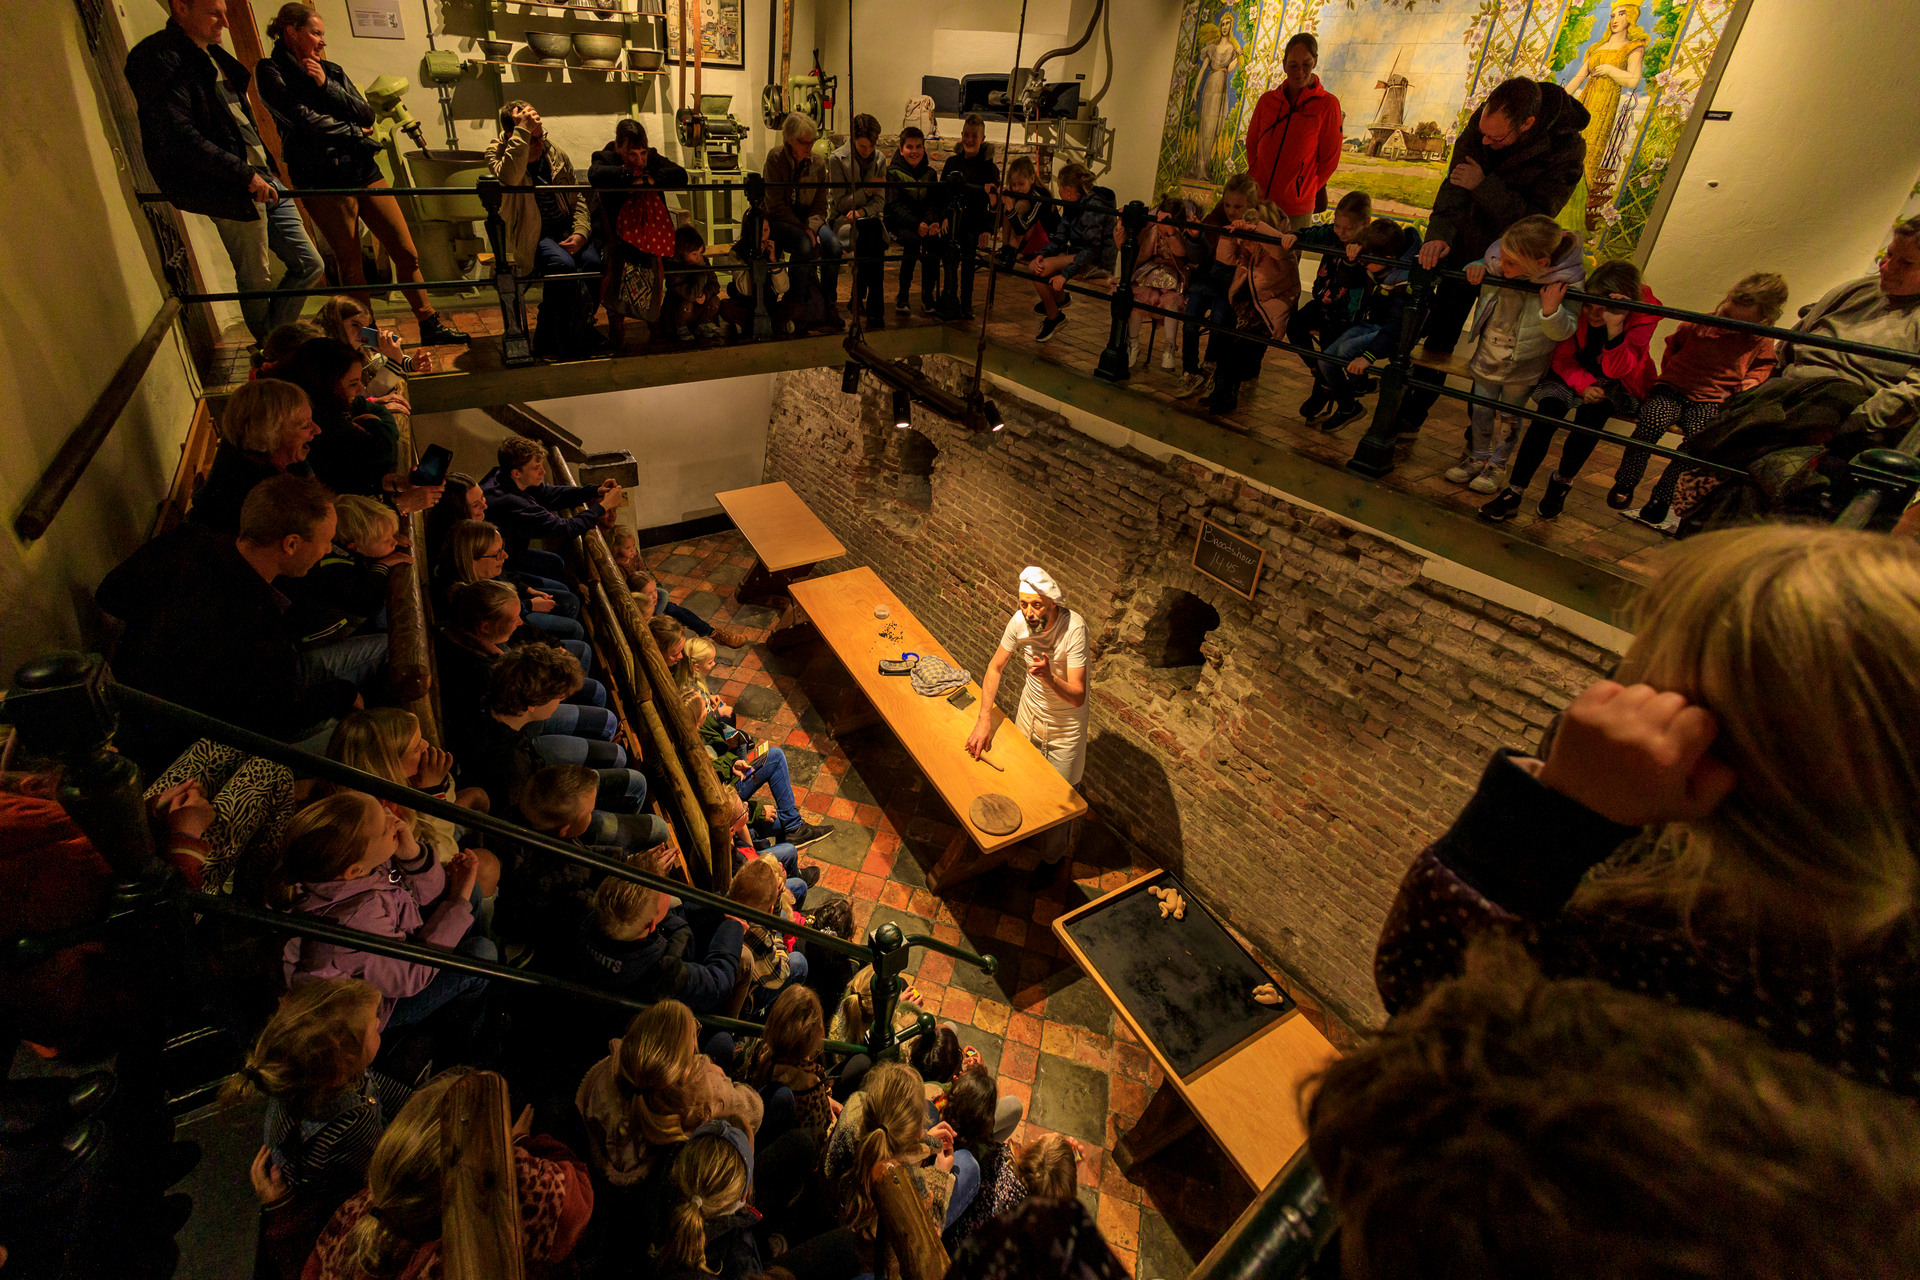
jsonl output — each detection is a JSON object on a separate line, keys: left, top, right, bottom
{"left": 1154, "top": 0, "right": 1747, "bottom": 264}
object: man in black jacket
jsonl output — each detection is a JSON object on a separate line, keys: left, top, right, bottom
{"left": 124, "top": 0, "right": 324, "bottom": 344}
{"left": 96, "top": 474, "right": 358, "bottom": 773}
{"left": 939, "top": 114, "right": 1001, "bottom": 321}
{"left": 1392, "top": 77, "right": 1588, "bottom": 441}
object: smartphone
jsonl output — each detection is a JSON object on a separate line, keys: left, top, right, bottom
{"left": 753, "top": 741, "right": 771, "bottom": 760}
{"left": 948, "top": 688, "right": 977, "bottom": 712}
{"left": 411, "top": 443, "right": 453, "bottom": 486}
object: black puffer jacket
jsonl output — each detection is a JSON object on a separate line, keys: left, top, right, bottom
{"left": 254, "top": 44, "right": 383, "bottom": 188}
{"left": 123, "top": 21, "right": 275, "bottom": 221}
{"left": 1424, "top": 82, "right": 1589, "bottom": 267}
{"left": 941, "top": 142, "right": 999, "bottom": 226}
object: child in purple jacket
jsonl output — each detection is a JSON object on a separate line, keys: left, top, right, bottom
{"left": 276, "top": 791, "right": 494, "bottom": 1030}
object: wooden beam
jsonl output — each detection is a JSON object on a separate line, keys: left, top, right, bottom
{"left": 439, "top": 1072, "right": 523, "bottom": 1280}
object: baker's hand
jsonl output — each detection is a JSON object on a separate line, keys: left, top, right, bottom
{"left": 1535, "top": 681, "right": 1737, "bottom": 827}
{"left": 964, "top": 718, "right": 992, "bottom": 760}
{"left": 1027, "top": 651, "right": 1051, "bottom": 678}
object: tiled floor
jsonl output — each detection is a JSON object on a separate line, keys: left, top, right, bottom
{"left": 210, "top": 258, "right": 1671, "bottom": 583}
{"left": 646, "top": 529, "right": 1354, "bottom": 1277}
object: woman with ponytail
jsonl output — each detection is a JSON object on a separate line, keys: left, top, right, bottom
{"left": 304, "top": 1069, "right": 593, "bottom": 1280}
{"left": 661, "top": 1124, "right": 761, "bottom": 1280}
{"left": 225, "top": 979, "right": 412, "bottom": 1280}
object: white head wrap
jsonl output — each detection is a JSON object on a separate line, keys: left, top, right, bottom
{"left": 1018, "top": 566, "right": 1063, "bottom": 603}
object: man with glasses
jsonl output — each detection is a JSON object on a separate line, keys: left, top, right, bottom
{"left": 1391, "top": 77, "right": 1590, "bottom": 445}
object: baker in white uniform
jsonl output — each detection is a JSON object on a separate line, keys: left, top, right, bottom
{"left": 966, "top": 565, "right": 1090, "bottom": 788}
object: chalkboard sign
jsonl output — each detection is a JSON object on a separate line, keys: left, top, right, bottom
{"left": 1192, "top": 518, "right": 1264, "bottom": 599}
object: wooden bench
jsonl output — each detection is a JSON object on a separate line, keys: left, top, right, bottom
{"left": 1054, "top": 869, "right": 1338, "bottom": 1190}
{"left": 715, "top": 481, "right": 847, "bottom": 648}
{"left": 787, "top": 567, "right": 1087, "bottom": 890}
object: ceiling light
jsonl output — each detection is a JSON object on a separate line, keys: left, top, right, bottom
{"left": 981, "top": 398, "right": 1005, "bottom": 431}
{"left": 893, "top": 387, "right": 912, "bottom": 429}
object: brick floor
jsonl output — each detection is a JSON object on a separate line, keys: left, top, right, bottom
{"left": 649, "top": 528, "right": 1369, "bottom": 1276}
{"left": 210, "top": 260, "right": 1672, "bottom": 585}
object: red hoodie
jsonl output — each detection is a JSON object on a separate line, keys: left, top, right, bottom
{"left": 1654, "top": 321, "right": 1779, "bottom": 403}
{"left": 1549, "top": 284, "right": 1662, "bottom": 402}
{"left": 1244, "top": 77, "right": 1344, "bottom": 217}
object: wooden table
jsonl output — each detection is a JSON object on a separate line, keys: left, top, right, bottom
{"left": 716, "top": 482, "right": 846, "bottom": 647}
{"left": 1053, "top": 870, "right": 1338, "bottom": 1190}
{"left": 788, "top": 567, "right": 1087, "bottom": 889}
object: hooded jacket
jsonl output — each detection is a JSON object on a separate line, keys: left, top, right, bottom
{"left": 1465, "top": 234, "right": 1585, "bottom": 384}
{"left": 280, "top": 848, "right": 474, "bottom": 1025}
{"left": 1040, "top": 185, "right": 1118, "bottom": 281}
{"left": 124, "top": 21, "right": 276, "bottom": 222}
{"left": 827, "top": 140, "right": 888, "bottom": 240}
{"left": 884, "top": 148, "right": 945, "bottom": 237}
{"left": 941, "top": 141, "right": 999, "bottom": 224}
{"left": 480, "top": 464, "right": 609, "bottom": 559}
{"left": 1548, "top": 283, "right": 1663, "bottom": 402}
{"left": 762, "top": 142, "right": 831, "bottom": 233}
{"left": 571, "top": 908, "right": 745, "bottom": 1013}
{"left": 254, "top": 44, "right": 382, "bottom": 189}
{"left": 1244, "top": 77, "right": 1344, "bottom": 217}
{"left": 1425, "top": 84, "right": 1590, "bottom": 266}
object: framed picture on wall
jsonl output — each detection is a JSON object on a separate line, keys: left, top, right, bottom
{"left": 664, "top": 0, "right": 745, "bottom": 70}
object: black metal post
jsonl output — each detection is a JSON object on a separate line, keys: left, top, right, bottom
{"left": 1347, "top": 267, "right": 1433, "bottom": 478}
{"left": 477, "top": 176, "right": 534, "bottom": 367}
{"left": 1837, "top": 444, "right": 1920, "bottom": 529}
{"left": 864, "top": 920, "right": 909, "bottom": 1059}
{"left": 1095, "top": 200, "right": 1150, "bottom": 383}
{"left": 744, "top": 174, "right": 775, "bottom": 340}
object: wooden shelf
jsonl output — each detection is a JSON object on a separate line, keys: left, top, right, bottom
{"left": 496, "top": 1, "right": 661, "bottom": 12}
{"left": 471, "top": 58, "right": 667, "bottom": 78}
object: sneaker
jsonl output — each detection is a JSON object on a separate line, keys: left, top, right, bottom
{"left": 709, "top": 623, "right": 753, "bottom": 650}
{"left": 694, "top": 322, "right": 721, "bottom": 339}
{"left": 1606, "top": 482, "right": 1636, "bottom": 509}
{"left": 1319, "top": 400, "right": 1365, "bottom": 433}
{"left": 1174, "top": 370, "right": 1208, "bottom": 398}
{"left": 1037, "top": 313, "right": 1067, "bottom": 342}
{"left": 894, "top": 293, "right": 911, "bottom": 315}
{"left": 1160, "top": 346, "right": 1175, "bottom": 370}
{"left": 1030, "top": 293, "right": 1070, "bottom": 316}
{"left": 1478, "top": 487, "right": 1523, "bottom": 522}
{"left": 1299, "top": 388, "right": 1332, "bottom": 419}
{"left": 1537, "top": 474, "right": 1572, "bottom": 519}
{"left": 417, "top": 313, "right": 470, "bottom": 345}
{"left": 1443, "top": 454, "right": 1482, "bottom": 485}
{"left": 781, "top": 819, "right": 833, "bottom": 850}
{"left": 674, "top": 325, "right": 696, "bottom": 342}
{"left": 1468, "top": 462, "right": 1506, "bottom": 495}
{"left": 795, "top": 865, "right": 822, "bottom": 889}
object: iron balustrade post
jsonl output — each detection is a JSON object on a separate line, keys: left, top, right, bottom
{"left": 1347, "top": 266, "right": 1433, "bottom": 478}
{"left": 865, "top": 920, "right": 909, "bottom": 1060}
{"left": 477, "top": 176, "right": 534, "bottom": 367}
{"left": 1837, "top": 439, "right": 1920, "bottom": 530}
{"left": 1095, "top": 200, "right": 1149, "bottom": 383}
{"left": 744, "top": 174, "right": 775, "bottom": 339}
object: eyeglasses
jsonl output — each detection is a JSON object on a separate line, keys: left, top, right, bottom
{"left": 480, "top": 549, "right": 508, "bottom": 561}
{"left": 1480, "top": 117, "right": 1520, "bottom": 147}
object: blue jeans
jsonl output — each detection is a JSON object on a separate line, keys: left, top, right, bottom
{"left": 524, "top": 610, "right": 587, "bottom": 643}
{"left": 736, "top": 747, "right": 802, "bottom": 833}
{"left": 531, "top": 731, "right": 628, "bottom": 771}
{"left": 587, "top": 807, "right": 671, "bottom": 850}
{"left": 210, "top": 179, "right": 326, "bottom": 341}
{"left": 532, "top": 237, "right": 603, "bottom": 354}
{"left": 507, "top": 549, "right": 571, "bottom": 581}
{"left": 944, "top": 1149, "right": 980, "bottom": 1228}
{"left": 530, "top": 703, "right": 615, "bottom": 740}
{"left": 741, "top": 841, "right": 809, "bottom": 907}
{"left": 769, "top": 219, "right": 842, "bottom": 305}
{"left": 386, "top": 931, "right": 496, "bottom": 1030}
{"left": 297, "top": 633, "right": 389, "bottom": 691}
{"left": 656, "top": 585, "right": 711, "bottom": 637}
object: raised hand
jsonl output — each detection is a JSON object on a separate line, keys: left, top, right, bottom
{"left": 1536, "top": 681, "right": 1738, "bottom": 827}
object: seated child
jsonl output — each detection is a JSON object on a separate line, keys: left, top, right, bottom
{"left": 725, "top": 792, "right": 814, "bottom": 908}
{"left": 941, "top": 1063, "right": 1027, "bottom": 1248}
{"left": 1283, "top": 190, "right": 1373, "bottom": 415}
{"left": 720, "top": 209, "right": 798, "bottom": 337}
{"left": 1031, "top": 163, "right": 1117, "bottom": 343}
{"left": 1175, "top": 172, "right": 1258, "bottom": 399}
{"left": 1129, "top": 194, "right": 1198, "bottom": 371}
{"left": 314, "top": 294, "right": 432, "bottom": 399}
{"left": 573, "top": 849, "right": 745, "bottom": 1012}
{"left": 660, "top": 1123, "right": 762, "bottom": 1280}
{"left": 997, "top": 155, "right": 1058, "bottom": 269}
{"left": 521, "top": 761, "right": 670, "bottom": 876}
{"left": 275, "top": 792, "right": 493, "bottom": 1034}
{"left": 435, "top": 516, "right": 586, "bottom": 642}
{"left": 286, "top": 493, "right": 410, "bottom": 691}
{"left": 730, "top": 855, "right": 806, "bottom": 1013}
{"left": 1012, "top": 1132, "right": 1082, "bottom": 1200}
{"left": 1611, "top": 270, "right": 1788, "bottom": 529}
{"left": 226, "top": 978, "right": 416, "bottom": 1280}
{"left": 744, "top": 984, "right": 837, "bottom": 1150}
{"left": 435, "top": 580, "right": 617, "bottom": 751}
{"left": 1304, "top": 218, "right": 1415, "bottom": 434}
{"left": 663, "top": 224, "right": 722, "bottom": 342}
{"left": 1443, "top": 214, "right": 1582, "bottom": 495}
{"left": 481, "top": 435, "right": 625, "bottom": 577}
{"left": 825, "top": 1061, "right": 976, "bottom": 1237}
{"left": 884, "top": 126, "right": 948, "bottom": 315}
{"left": 1482, "top": 257, "right": 1660, "bottom": 522}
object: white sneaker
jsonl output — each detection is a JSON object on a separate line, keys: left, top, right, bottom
{"left": 1469, "top": 462, "right": 1506, "bottom": 495}
{"left": 1443, "top": 455, "right": 1481, "bottom": 485}
{"left": 1160, "top": 345, "right": 1176, "bottom": 370}
{"left": 1128, "top": 338, "right": 1140, "bottom": 366}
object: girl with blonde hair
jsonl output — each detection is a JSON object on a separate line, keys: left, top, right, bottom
{"left": 662, "top": 1124, "right": 762, "bottom": 1280}
{"left": 325, "top": 709, "right": 489, "bottom": 855}
{"left": 315, "top": 294, "right": 432, "bottom": 399}
{"left": 302, "top": 1069, "right": 593, "bottom": 1280}
{"left": 1204, "top": 198, "right": 1302, "bottom": 415}
{"left": 824, "top": 1060, "right": 979, "bottom": 1242}
{"left": 432, "top": 517, "right": 587, "bottom": 645}
{"left": 1376, "top": 525, "right": 1920, "bottom": 1097}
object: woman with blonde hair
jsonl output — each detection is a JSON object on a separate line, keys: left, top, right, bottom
{"left": 434, "top": 517, "right": 586, "bottom": 644}
{"left": 303, "top": 1070, "right": 592, "bottom": 1280}
{"left": 1376, "top": 525, "right": 1920, "bottom": 1097}
{"left": 187, "top": 378, "right": 319, "bottom": 534}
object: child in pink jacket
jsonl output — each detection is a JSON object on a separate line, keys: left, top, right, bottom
{"left": 277, "top": 791, "right": 494, "bottom": 1031}
{"left": 1481, "top": 259, "right": 1660, "bottom": 523}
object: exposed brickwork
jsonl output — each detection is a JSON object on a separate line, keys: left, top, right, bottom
{"left": 765, "top": 357, "right": 1616, "bottom": 1029}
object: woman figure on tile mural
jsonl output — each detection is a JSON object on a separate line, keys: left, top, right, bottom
{"left": 1186, "top": 12, "right": 1243, "bottom": 181}
{"left": 1565, "top": 1, "right": 1648, "bottom": 188}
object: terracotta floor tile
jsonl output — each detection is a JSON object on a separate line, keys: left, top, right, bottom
{"left": 828, "top": 797, "right": 860, "bottom": 821}
{"left": 859, "top": 846, "right": 896, "bottom": 878}
{"left": 1076, "top": 1028, "right": 1116, "bottom": 1073}
{"left": 917, "top": 952, "right": 956, "bottom": 985}
{"left": 1006, "top": 1011, "right": 1043, "bottom": 1046}
{"left": 1000, "top": 1040, "right": 1040, "bottom": 1084}
{"left": 818, "top": 864, "right": 857, "bottom": 894}
{"left": 943, "top": 989, "right": 978, "bottom": 1023}
{"left": 973, "top": 998, "right": 1011, "bottom": 1036}
{"left": 1041, "top": 1021, "right": 1079, "bottom": 1059}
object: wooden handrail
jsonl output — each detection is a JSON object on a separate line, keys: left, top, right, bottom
{"left": 440, "top": 1071, "right": 525, "bottom": 1280}
{"left": 387, "top": 409, "right": 436, "bottom": 717}
{"left": 483, "top": 403, "right": 588, "bottom": 463}
{"left": 873, "top": 1160, "right": 949, "bottom": 1280}
{"left": 18, "top": 297, "right": 183, "bottom": 541}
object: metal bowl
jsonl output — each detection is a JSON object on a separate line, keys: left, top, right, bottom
{"left": 572, "top": 32, "right": 625, "bottom": 68}
{"left": 626, "top": 48, "right": 664, "bottom": 71}
{"left": 477, "top": 38, "right": 512, "bottom": 61}
{"left": 525, "top": 30, "right": 571, "bottom": 64}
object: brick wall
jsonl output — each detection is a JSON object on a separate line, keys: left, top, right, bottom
{"left": 765, "top": 359, "right": 1617, "bottom": 1030}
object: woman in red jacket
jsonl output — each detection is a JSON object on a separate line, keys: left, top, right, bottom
{"left": 1481, "top": 259, "right": 1660, "bottom": 522}
{"left": 1244, "top": 33, "right": 1344, "bottom": 230}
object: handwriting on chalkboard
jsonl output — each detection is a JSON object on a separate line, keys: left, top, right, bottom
{"left": 1191, "top": 518, "right": 1264, "bottom": 599}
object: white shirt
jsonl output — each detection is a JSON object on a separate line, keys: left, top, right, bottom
{"left": 998, "top": 607, "right": 1090, "bottom": 753}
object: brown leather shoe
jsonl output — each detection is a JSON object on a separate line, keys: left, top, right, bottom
{"left": 709, "top": 623, "right": 753, "bottom": 650}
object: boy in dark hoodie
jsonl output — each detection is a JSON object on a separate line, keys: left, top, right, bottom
{"left": 939, "top": 114, "right": 1000, "bottom": 321}
{"left": 571, "top": 850, "right": 745, "bottom": 1013}
{"left": 288, "top": 494, "right": 407, "bottom": 648}
{"left": 885, "top": 126, "right": 946, "bottom": 315}
{"left": 1030, "top": 163, "right": 1116, "bottom": 343}
{"left": 1304, "top": 218, "right": 1416, "bottom": 433}
{"left": 1282, "top": 190, "right": 1372, "bottom": 417}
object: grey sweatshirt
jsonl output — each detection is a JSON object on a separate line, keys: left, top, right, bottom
{"left": 1780, "top": 277, "right": 1920, "bottom": 431}
{"left": 1465, "top": 235, "right": 1584, "bottom": 386}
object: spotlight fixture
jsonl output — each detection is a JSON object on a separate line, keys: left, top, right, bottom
{"left": 840, "top": 362, "right": 862, "bottom": 394}
{"left": 892, "top": 387, "right": 912, "bottom": 429}
{"left": 981, "top": 398, "right": 1005, "bottom": 432}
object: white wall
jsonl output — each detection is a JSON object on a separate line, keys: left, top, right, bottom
{"left": 0, "top": 1, "right": 203, "bottom": 681}
{"left": 1632, "top": 0, "right": 1920, "bottom": 318}
{"left": 527, "top": 376, "right": 774, "bottom": 528}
